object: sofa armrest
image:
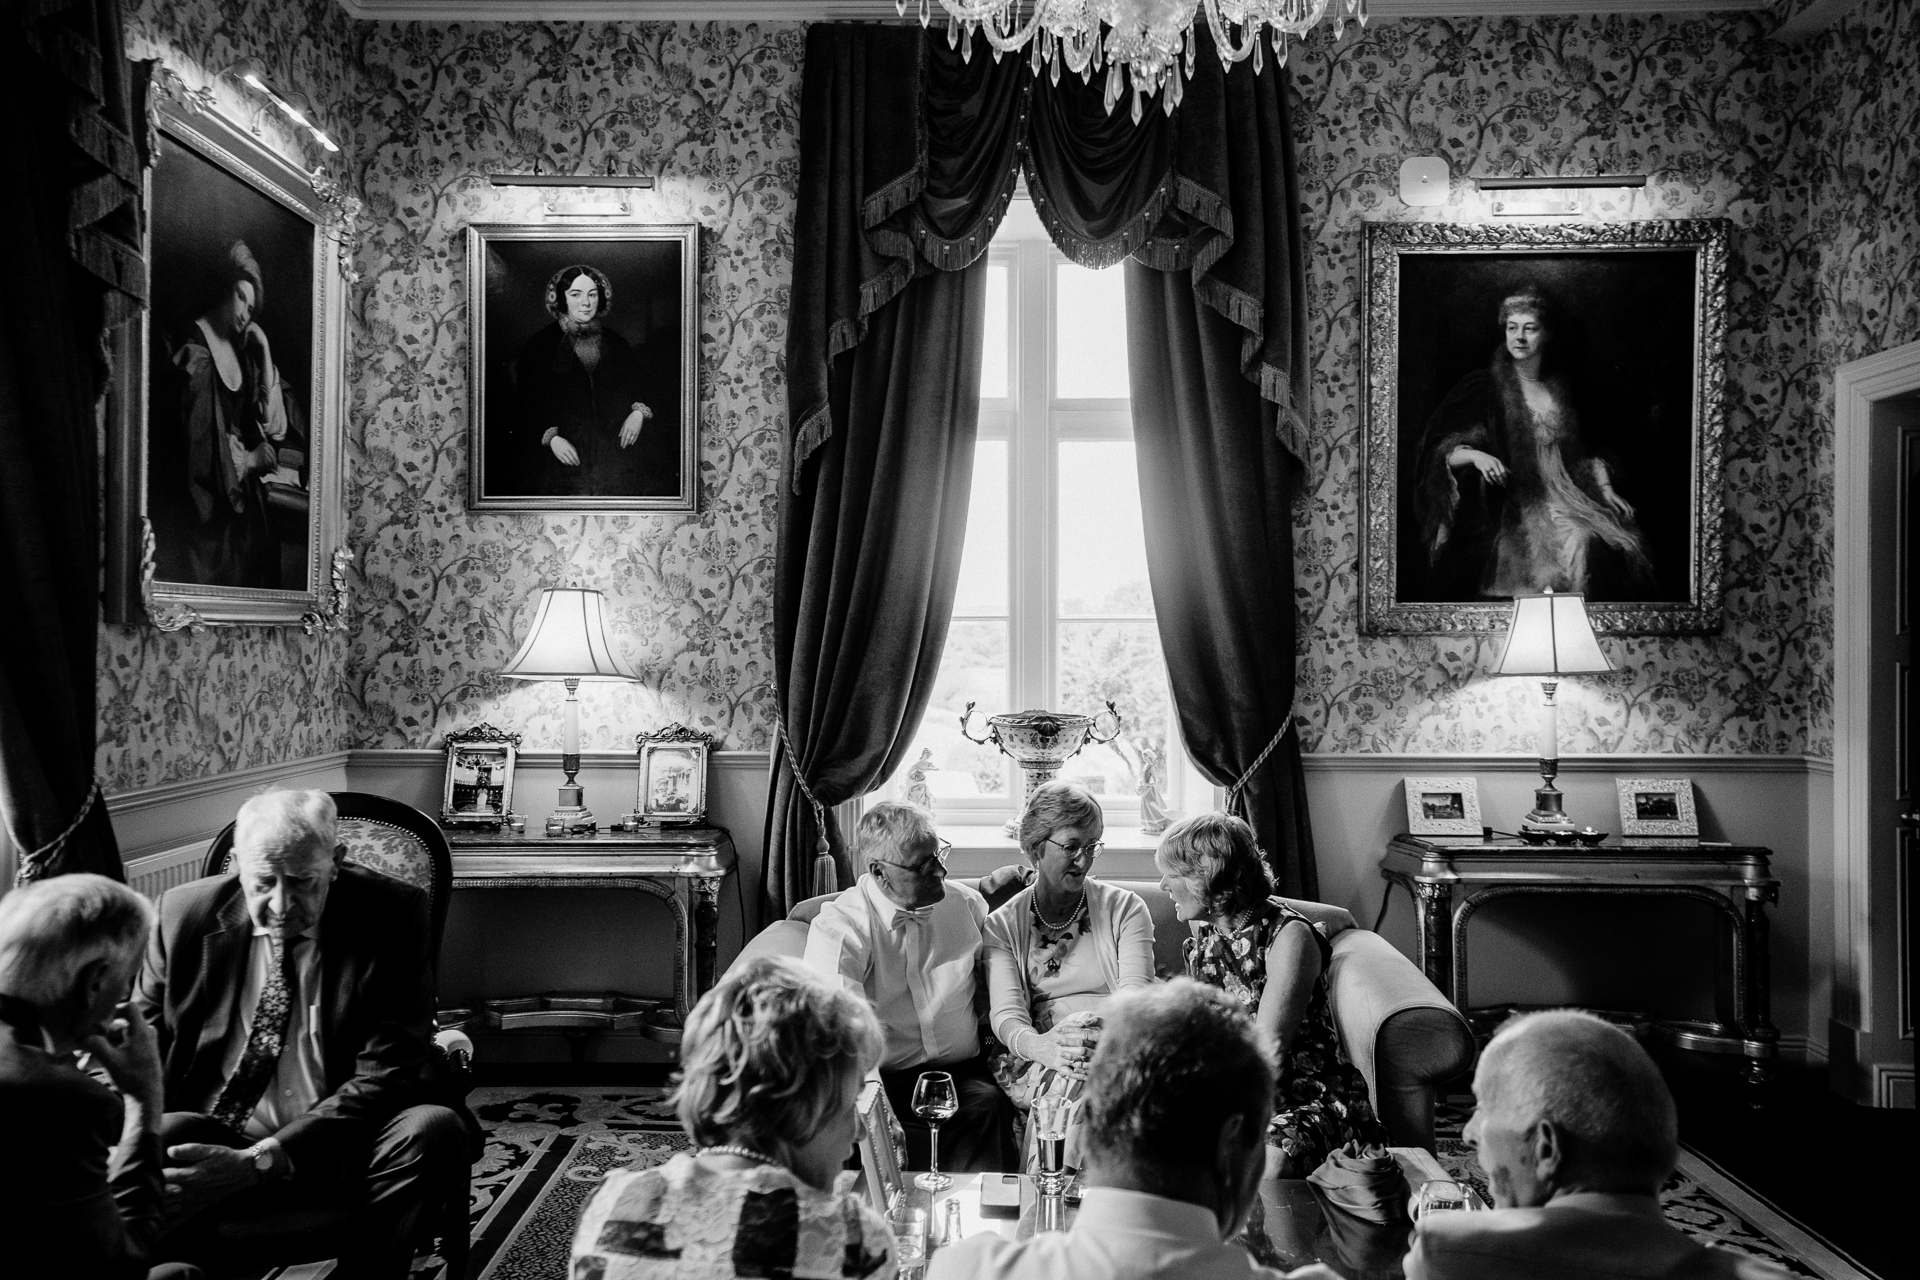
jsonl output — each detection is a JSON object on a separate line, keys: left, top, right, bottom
{"left": 722, "top": 919, "right": 811, "bottom": 983}
{"left": 1274, "top": 896, "right": 1357, "bottom": 939}
{"left": 1324, "top": 930, "right": 1474, "bottom": 1111}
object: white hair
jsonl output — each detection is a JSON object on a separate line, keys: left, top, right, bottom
{"left": 0, "top": 874, "right": 155, "bottom": 1010}
{"left": 854, "top": 799, "right": 937, "bottom": 865}
{"left": 233, "top": 789, "right": 338, "bottom": 868}
{"left": 1480, "top": 1009, "right": 1678, "bottom": 1193}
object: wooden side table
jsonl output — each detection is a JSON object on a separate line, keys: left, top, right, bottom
{"left": 1380, "top": 834, "right": 1780, "bottom": 1083}
{"left": 444, "top": 824, "right": 736, "bottom": 1039}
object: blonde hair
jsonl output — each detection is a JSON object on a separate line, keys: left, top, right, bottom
{"left": 1155, "top": 812, "right": 1274, "bottom": 920}
{"left": 0, "top": 874, "right": 155, "bottom": 1010}
{"left": 673, "top": 957, "right": 883, "bottom": 1163}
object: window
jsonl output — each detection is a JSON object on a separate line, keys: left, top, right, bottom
{"left": 882, "top": 197, "right": 1213, "bottom": 837}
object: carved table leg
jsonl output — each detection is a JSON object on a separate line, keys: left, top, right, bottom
{"left": 1741, "top": 884, "right": 1781, "bottom": 1097}
{"left": 694, "top": 874, "right": 722, "bottom": 1000}
{"left": 1412, "top": 880, "right": 1455, "bottom": 1005}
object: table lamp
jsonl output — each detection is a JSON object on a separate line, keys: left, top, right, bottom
{"left": 500, "top": 586, "right": 638, "bottom": 835}
{"left": 1494, "top": 589, "right": 1612, "bottom": 835}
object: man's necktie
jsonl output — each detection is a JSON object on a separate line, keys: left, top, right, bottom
{"left": 211, "top": 936, "right": 295, "bottom": 1131}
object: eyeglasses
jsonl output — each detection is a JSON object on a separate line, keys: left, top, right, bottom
{"left": 1041, "top": 837, "right": 1105, "bottom": 864}
{"left": 873, "top": 839, "right": 953, "bottom": 876}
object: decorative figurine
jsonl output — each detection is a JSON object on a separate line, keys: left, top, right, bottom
{"left": 906, "top": 747, "right": 938, "bottom": 811}
{"left": 1138, "top": 744, "right": 1174, "bottom": 836}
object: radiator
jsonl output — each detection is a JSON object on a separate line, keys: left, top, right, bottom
{"left": 124, "top": 843, "right": 208, "bottom": 901}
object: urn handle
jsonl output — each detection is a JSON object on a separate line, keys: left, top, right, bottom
{"left": 959, "top": 701, "right": 997, "bottom": 746}
{"left": 1086, "top": 699, "right": 1122, "bottom": 746}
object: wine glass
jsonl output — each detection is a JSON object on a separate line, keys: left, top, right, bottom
{"left": 911, "top": 1071, "right": 959, "bottom": 1192}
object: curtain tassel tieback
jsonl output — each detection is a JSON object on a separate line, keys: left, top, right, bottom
{"left": 15, "top": 777, "right": 104, "bottom": 884}
{"left": 1225, "top": 695, "right": 1300, "bottom": 807}
{"left": 773, "top": 705, "right": 837, "bottom": 898}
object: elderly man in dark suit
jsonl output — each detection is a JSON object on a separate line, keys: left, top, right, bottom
{"left": 0, "top": 873, "right": 202, "bottom": 1280}
{"left": 137, "top": 789, "right": 465, "bottom": 1280}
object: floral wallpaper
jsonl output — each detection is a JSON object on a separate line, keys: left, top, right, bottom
{"left": 1285, "top": 3, "right": 1916, "bottom": 758}
{"left": 343, "top": 21, "right": 802, "bottom": 756}
{"left": 96, "top": 1, "right": 1914, "bottom": 795}
{"left": 101, "top": 0, "right": 359, "bottom": 792}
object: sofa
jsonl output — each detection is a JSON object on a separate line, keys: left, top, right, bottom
{"left": 727, "top": 874, "right": 1476, "bottom": 1152}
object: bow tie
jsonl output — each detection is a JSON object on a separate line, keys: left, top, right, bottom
{"left": 890, "top": 907, "right": 933, "bottom": 932}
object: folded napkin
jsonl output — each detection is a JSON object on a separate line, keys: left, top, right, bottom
{"left": 1306, "top": 1141, "right": 1410, "bottom": 1224}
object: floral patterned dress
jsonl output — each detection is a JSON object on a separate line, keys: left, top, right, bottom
{"left": 1185, "top": 897, "right": 1385, "bottom": 1173}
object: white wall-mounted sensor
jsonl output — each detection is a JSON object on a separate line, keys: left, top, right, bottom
{"left": 1398, "top": 156, "right": 1450, "bottom": 207}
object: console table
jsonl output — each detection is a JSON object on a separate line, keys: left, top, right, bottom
{"left": 1380, "top": 834, "right": 1779, "bottom": 1082}
{"left": 444, "top": 825, "right": 736, "bottom": 1033}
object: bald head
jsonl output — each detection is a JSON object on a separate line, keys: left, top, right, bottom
{"left": 1465, "top": 1010, "right": 1677, "bottom": 1207}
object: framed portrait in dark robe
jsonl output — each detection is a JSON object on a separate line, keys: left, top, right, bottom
{"left": 466, "top": 223, "right": 698, "bottom": 512}
{"left": 1358, "top": 220, "right": 1730, "bottom": 635}
{"left": 104, "top": 93, "right": 349, "bottom": 630}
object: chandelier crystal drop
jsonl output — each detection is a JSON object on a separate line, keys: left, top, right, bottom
{"left": 896, "top": 0, "right": 1364, "bottom": 121}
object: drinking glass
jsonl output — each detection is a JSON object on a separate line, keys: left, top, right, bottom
{"left": 888, "top": 1205, "right": 928, "bottom": 1274}
{"left": 912, "top": 1071, "right": 959, "bottom": 1192}
{"left": 1031, "top": 1094, "right": 1072, "bottom": 1197}
{"left": 1412, "top": 1178, "right": 1471, "bottom": 1220}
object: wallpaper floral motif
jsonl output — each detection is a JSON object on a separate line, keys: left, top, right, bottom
{"left": 1285, "top": 3, "right": 1915, "bottom": 757}
{"left": 100, "top": 0, "right": 359, "bottom": 792}
{"left": 96, "top": 3, "right": 1914, "bottom": 795}
{"left": 345, "top": 21, "right": 803, "bottom": 755}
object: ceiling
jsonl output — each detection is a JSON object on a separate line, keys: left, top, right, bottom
{"left": 336, "top": 0, "right": 1770, "bottom": 21}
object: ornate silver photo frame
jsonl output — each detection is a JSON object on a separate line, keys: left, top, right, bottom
{"left": 1403, "top": 775, "right": 1483, "bottom": 837}
{"left": 466, "top": 222, "right": 699, "bottom": 512}
{"left": 629, "top": 724, "right": 712, "bottom": 825}
{"left": 1615, "top": 776, "right": 1699, "bottom": 838}
{"left": 442, "top": 724, "right": 521, "bottom": 829}
{"left": 105, "top": 90, "right": 350, "bottom": 630}
{"left": 1359, "top": 220, "right": 1729, "bottom": 635}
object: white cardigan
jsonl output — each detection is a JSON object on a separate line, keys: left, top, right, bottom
{"left": 983, "top": 877, "right": 1156, "bottom": 1061}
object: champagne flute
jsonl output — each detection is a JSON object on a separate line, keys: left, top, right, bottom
{"left": 912, "top": 1071, "right": 959, "bottom": 1192}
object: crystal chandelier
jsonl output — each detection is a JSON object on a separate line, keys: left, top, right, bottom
{"left": 897, "top": 0, "right": 1367, "bottom": 123}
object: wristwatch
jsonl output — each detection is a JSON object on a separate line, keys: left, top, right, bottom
{"left": 244, "top": 1140, "right": 280, "bottom": 1177}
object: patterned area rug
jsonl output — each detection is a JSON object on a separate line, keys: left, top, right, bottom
{"left": 260, "top": 1088, "right": 1873, "bottom": 1280}
{"left": 1433, "top": 1098, "right": 1876, "bottom": 1280}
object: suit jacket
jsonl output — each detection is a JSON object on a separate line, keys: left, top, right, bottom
{"left": 136, "top": 864, "right": 435, "bottom": 1178}
{"left": 1405, "top": 1191, "right": 1792, "bottom": 1280}
{"left": 0, "top": 998, "right": 165, "bottom": 1279}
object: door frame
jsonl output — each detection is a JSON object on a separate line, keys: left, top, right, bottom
{"left": 1833, "top": 338, "right": 1920, "bottom": 1106}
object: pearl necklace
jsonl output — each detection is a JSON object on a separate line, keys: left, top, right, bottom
{"left": 696, "top": 1144, "right": 780, "bottom": 1168}
{"left": 1034, "top": 888, "right": 1088, "bottom": 932}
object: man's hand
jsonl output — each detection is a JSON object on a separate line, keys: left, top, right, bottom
{"left": 1447, "top": 446, "right": 1508, "bottom": 486}
{"left": 619, "top": 404, "right": 652, "bottom": 448}
{"left": 245, "top": 441, "right": 279, "bottom": 477}
{"left": 548, "top": 435, "right": 581, "bottom": 466}
{"left": 78, "top": 1003, "right": 164, "bottom": 1117}
{"left": 164, "top": 1143, "right": 261, "bottom": 1203}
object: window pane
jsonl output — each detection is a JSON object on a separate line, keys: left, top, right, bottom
{"left": 885, "top": 621, "right": 1011, "bottom": 801}
{"left": 1055, "top": 262, "right": 1129, "bottom": 398}
{"left": 955, "top": 441, "right": 1008, "bottom": 616}
{"left": 980, "top": 260, "right": 1010, "bottom": 399}
{"left": 1056, "top": 621, "right": 1170, "bottom": 799}
{"left": 1058, "top": 442, "right": 1152, "bottom": 617}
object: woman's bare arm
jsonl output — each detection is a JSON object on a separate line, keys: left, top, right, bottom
{"left": 1253, "top": 919, "right": 1323, "bottom": 1056}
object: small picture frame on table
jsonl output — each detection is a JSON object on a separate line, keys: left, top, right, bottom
{"left": 854, "top": 1077, "right": 905, "bottom": 1217}
{"left": 1615, "top": 777, "right": 1698, "bottom": 837}
{"left": 627, "top": 724, "right": 713, "bottom": 826}
{"left": 1403, "top": 776, "right": 1483, "bottom": 837}
{"left": 442, "top": 724, "right": 520, "bottom": 828}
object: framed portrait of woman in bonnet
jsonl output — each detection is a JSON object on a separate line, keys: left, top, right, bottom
{"left": 1358, "top": 220, "right": 1729, "bottom": 636}
{"left": 467, "top": 223, "right": 698, "bottom": 512}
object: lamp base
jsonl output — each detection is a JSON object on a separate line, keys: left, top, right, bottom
{"left": 1519, "top": 760, "right": 1576, "bottom": 833}
{"left": 546, "top": 783, "right": 596, "bottom": 836}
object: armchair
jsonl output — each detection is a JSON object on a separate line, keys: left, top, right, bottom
{"left": 197, "top": 790, "right": 474, "bottom": 1277}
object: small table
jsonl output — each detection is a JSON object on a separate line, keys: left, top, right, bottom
{"left": 1380, "top": 834, "right": 1779, "bottom": 1082}
{"left": 903, "top": 1150, "right": 1458, "bottom": 1277}
{"left": 444, "top": 825, "right": 736, "bottom": 1036}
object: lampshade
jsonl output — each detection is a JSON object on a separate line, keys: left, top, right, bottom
{"left": 1494, "top": 591, "right": 1612, "bottom": 677}
{"left": 500, "top": 587, "right": 639, "bottom": 682}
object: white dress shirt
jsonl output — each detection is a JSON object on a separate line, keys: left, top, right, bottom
{"left": 205, "top": 925, "right": 327, "bottom": 1139}
{"left": 804, "top": 874, "right": 987, "bottom": 1070}
{"left": 929, "top": 1187, "right": 1290, "bottom": 1280}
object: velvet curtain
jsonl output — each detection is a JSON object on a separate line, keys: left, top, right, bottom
{"left": 0, "top": 0, "right": 143, "bottom": 884}
{"left": 773, "top": 21, "right": 1315, "bottom": 913}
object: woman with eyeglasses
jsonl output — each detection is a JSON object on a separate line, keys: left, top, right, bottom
{"left": 1155, "top": 812, "right": 1385, "bottom": 1177}
{"left": 983, "top": 783, "right": 1155, "bottom": 1168}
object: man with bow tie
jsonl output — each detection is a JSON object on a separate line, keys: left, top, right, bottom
{"left": 804, "top": 800, "right": 1019, "bottom": 1172}
{"left": 135, "top": 790, "right": 467, "bottom": 1278}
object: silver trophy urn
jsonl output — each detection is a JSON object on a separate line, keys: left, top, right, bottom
{"left": 959, "top": 702, "right": 1122, "bottom": 836}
